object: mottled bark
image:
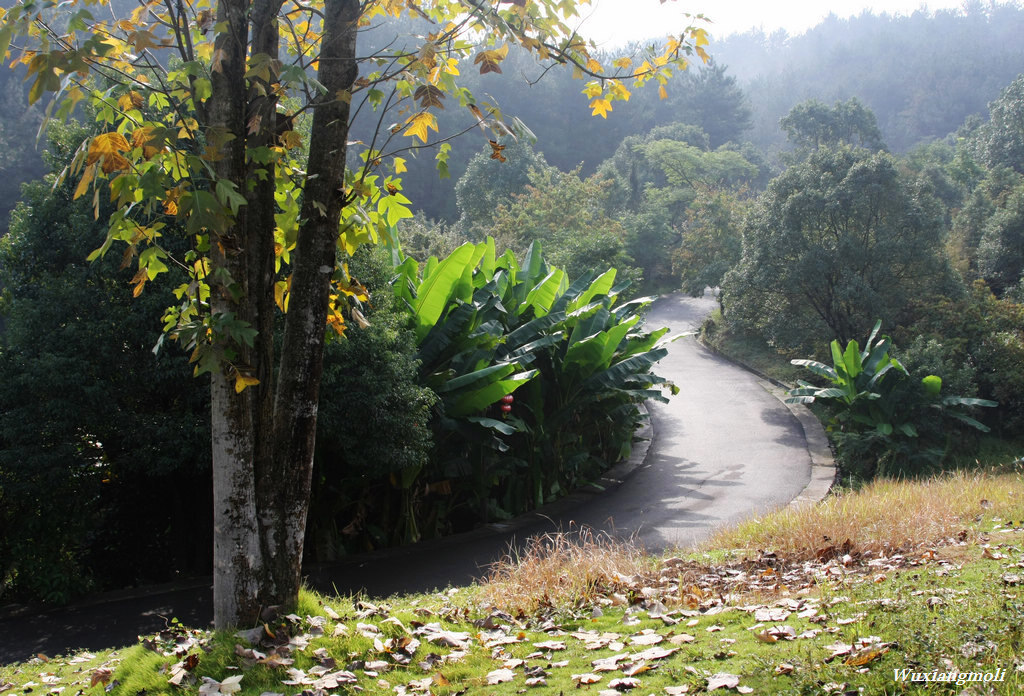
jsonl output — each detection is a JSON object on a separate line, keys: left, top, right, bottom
{"left": 208, "top": 0, "right": 260, "bottom": 629}
{"left": 265, "top": 0, "right": 361, "bottom": 609}
{"left": 206, "top": 0, "right": 360, "bottom": 630}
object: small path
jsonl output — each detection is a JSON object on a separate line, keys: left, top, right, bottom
{"left": 0, "top": 293, "right": 820, "bottom": 663}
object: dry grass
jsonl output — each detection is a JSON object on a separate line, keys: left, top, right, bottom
{"left": 475, "top": 526, "right": 653, "bottom": 616}
{"left": 702, "top": 470, "right": 1024, "bottom": 559}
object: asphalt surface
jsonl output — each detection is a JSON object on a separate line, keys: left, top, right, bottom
{"left": 0, "top": 292, "right": 814, "bottom": 664}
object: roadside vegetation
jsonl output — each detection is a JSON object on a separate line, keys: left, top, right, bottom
{"left": 3, "top": 467, "right": 1023, "bottom": 694}
{"left": 2, "top": 0, "right": 1023, "bottom": 634}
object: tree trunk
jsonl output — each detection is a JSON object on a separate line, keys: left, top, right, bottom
{"left": 207, "top": 0, "right": 360, "bottom": 630}
{"left": 262, "top": 0, "right": 361, "bottom": 611}
{"left": 208, "top": 0, "right": 262, "bottom": 630}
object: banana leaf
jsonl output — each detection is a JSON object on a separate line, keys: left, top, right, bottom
{"left": 413, "top": 242, "right": 477, "bottom": 341}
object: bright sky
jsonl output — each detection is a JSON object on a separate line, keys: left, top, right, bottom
{"left": 577, "top": 0, "right": 967, "bottom": 46}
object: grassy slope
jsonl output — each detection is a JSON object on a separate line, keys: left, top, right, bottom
{"left": 3, "top": 470, "right": 1024, "bottom": 695}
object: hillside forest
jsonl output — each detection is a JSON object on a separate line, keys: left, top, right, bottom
{"left": 1, "top": 2, "right": 1024, "bottom": 606}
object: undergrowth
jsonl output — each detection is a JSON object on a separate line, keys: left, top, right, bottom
{"left": 3, "top": 470, "right": 1024, "bottom": 694}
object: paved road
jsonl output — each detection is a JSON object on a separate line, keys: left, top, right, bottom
{"left": 0, "top": 293, "right": 813, "bottom": 663}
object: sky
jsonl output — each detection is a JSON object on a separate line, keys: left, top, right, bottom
{"left": 576, "top": 0, "right": 968, "bottom": 46}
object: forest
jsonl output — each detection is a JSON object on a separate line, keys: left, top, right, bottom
{"left": 1, "top": 0, "right": 1023, "bottom": 609}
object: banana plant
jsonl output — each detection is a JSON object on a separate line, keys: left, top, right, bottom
{"left": 787, "top": 320, "right": 996, "bottom": 438}
{"left": 390, "top": 238, "right": 679, "bottom": 526}
{"left": 787, "top": 320, "right": 914, "bottom": 435}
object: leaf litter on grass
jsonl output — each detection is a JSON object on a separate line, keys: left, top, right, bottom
{"left": 7, "top": 473, "right": 1024, "bottom": 695}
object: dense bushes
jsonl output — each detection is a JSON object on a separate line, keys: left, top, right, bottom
{"left": 306, "top": 246, "right": 438, "bottom": 558}
{"left": 388, "top": 239, "right": 675, "bottom": 537}
{"left": 0, "top": 125, "right": 212, "bottom": 603}
{"left": 787, "top": 322, "right": 996, "bottom": 478}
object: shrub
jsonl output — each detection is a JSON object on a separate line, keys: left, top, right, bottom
{"left": 787, "top": 321, "right": 996, "bottom": 478}
{"left": 392, "top": 239, "right": 676, "bottom": 533}
{"left": 307, "top": 245, "right": 438, "bottom": 556}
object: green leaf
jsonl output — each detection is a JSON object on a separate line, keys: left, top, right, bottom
{"left": 439, "top": 362, "right": 515, "bottom": 393}
{"left": 791, "top": 358, "right": 838, "bottom": 381}
{"left": 521, "top": 241, "right": 545, "bottom": 286}
{"left": 215, "top": 179, "right": 247, "bottom": 215}
{"left": 843, "top": 339, "right": 863, "bottom": 379}
{"left": 0, "top": 25, "right": 14, "bottom": 64}
{"left": 466, "top": 416, "right": 518, "bottom": 435}
{"left": 921, "top": 374, "right": 942, "bottom": 396}
{"left": 449, "top": 370, "right": 536, "bottom": 417}
{"left": 523, "top": 268, "right": 566, "bottom": 318}
{"left": 413, "top": 242, "right": 477, "bottom": 341}
{"left": 569, "top": 268, "right": 617, "bottom": 312}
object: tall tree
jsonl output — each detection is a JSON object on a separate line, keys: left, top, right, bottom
{"left": 724, "top": 147, "right": 953, "bottom": 350}
{"left": 1, "top": 0, "right": 709, "bottom": 628}
{"left": 780, "top": 97, "right": 887, "bottom": 155}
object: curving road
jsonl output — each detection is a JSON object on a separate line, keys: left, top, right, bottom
{"left": 0, "top": 293, "right": 815, "bottom": 663}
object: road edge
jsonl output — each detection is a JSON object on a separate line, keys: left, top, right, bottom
{"left": 697, "top": 337, "right": 837, "bottom": 509}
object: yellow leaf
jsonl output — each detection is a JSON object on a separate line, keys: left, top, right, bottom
{"left": 117, "top": 91, "right": 144, "bottom": 111}
{"left": 73, "top": 162, "right": 97, "bottom": 200}
{"left": 326, "top": 308, "right": 347, "bottom": 336}
{"left": 131, "top": 126, "right": 161, "bottom": 159}
{"left": 402, "top": 112, "right": 438, "bottom": 143}
{"left": 86, "top": 132, "right": 131, "bottom": 174}
{"left": 694, "top": 27, "right": 710, "bottom": 47}
{"left": 590, "top": 98, "right": 612, "bottom": 118}
{"left": 127, "top": 29, "right": 161, "bottom": 53}
{"left": 279, "top": 130, "right": 303, "bottom": 149}
{"left": 473, "top": 44, "right": 509, "bottom": 75}
{"left": 274, "top": 277, "right": 291, "bottom": 312}
{"left": 613, "top": 56, "right": 632, "bottom": 70}
{"left": 585, "top": 57, "right": 602, "bottom": 73}
{"left": 234, "top": 373, "right": 260, "bottom": 393}
{"left": 393, "top": 156, "right": 407, "bottom": 174}
{"left": 130, "top": 267, "right": 148, "bottom": 297}
{"left": 582, "top": 81, "right": 603, "bottom": 99}
{"left": 609, "top": 81, "right": 631, "bottom": 102}
{"left": 659, "top": 84, "right": 668, "bottom": 100}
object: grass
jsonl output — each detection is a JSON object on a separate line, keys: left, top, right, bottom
{"left": 703, "top": 469, "right": 1024, "bottom": 561}
{"left": 698, "top": 308, "right": 805, "bottom": 386}
{"left": 4, "top": 469, "right": 1024, "bottom": 695}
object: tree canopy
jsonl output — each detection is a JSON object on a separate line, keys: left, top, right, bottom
{"left": 0, "top": 0, "right": 710, "bottom": 628}
{"left": 724, "top": 146, "right": 953, "bottom": 350}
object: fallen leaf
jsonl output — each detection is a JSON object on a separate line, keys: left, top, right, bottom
{"left": 707, "top": 673, "right": 740, "bottom": 690}
{"left": 635, "top": 646, "right": 679, "bottom": 661}
{"left": 90, "top": 669, "right": 112, "bottom": 688}
{"left": 775, "top": 663, "right": 795, "bottom": 675}
{"left": 608, "top": 677, "right": 642, "bottom": 689}
{"left": 219, "top": 675, "right": 244, "bottom": 695}
{"left": 572, "top": 673, "right": 602, "bottom": 684}
{"left": 845, "top": 646, "right": 889, "bottom": 667}
{"left": 592, "top": 653, "right": 630, "bottom": 672}
{"left": 623, "top": 662, "right": 652, "bottom": 677}
{"left": 486, "top": 668, "right": 515, "bottom": 685}
{"left": 630, "top": 631, "right": 664, "bottom": 646}
{"left": 755, "top": 607, "right": 791, "bottom": 622}
{"left": 664, "top": 687, "right": 690, "bottom": 695}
